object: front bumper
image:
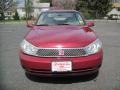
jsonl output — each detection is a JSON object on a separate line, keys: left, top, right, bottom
{"left": 20, "top": 50, "right": 103, "bottom": 76}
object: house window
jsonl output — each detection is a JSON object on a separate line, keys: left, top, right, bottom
{"left": 31, "top": 9, "right": 34, "bottom": 12}
{"left": 7, "top": 12, "right": 12, "bottom": 15}
{"left": 118, "top": 8, "right": 120, "bottom": 11}
{"left": 22, "top": 8, "right": 25, "bottom": 12}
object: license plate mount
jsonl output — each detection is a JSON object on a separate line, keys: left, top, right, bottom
{"left": 51, "top": 61, "right": 72, "bottom": 72}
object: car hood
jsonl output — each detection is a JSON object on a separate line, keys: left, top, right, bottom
{"left": 25, "top": 25, "right": 97, "bottom": 48}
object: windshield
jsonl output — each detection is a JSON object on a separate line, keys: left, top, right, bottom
{"left": 36, "top": 12, "right": 85, "bottom": 26}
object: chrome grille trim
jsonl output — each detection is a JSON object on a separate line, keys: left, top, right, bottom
{"left": 36, "top": 48, "right": 88, "bottom": 57}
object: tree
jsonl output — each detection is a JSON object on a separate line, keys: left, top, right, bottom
{"left": 76, "top": 0, "right": 91, "bottom": 19}
{"left": 39, "top": 0, "right": 50, "bottom": 3}
{"left": 59, "top": 0, "right": 76, "bottom": 9}
{"left": 76, "top": 0, "right": 112, "bottom": 19}
{"left": 0, "top": 0, "right": 13, "bottom": 12}
{"left": 25, "top": 0, "right": 32, "bottom": 23}
{"left": 50, "top": 0, "right": 52, "bottom": 7}
{"left": 13, "top": 11, "right": 19, "bottom": 20}
{"left": 0, "top": 12, "right": 5, "bottom": 20}
{"left": 52, "top": 0, "right": 76, "bottom": 9}
{"left": 88, "top": 0, "right": 112, "bottom": 18}
{"left": 0, "top": 0, "right": 13, "bottom": 20}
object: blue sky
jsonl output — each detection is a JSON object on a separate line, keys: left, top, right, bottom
{"left": 15, "top": 0, "right": 24, "bottom": 7}
{"left": 17, "top": 0, "right": 24, "bottom": 3}
{"left": 15, "top": 0, "right": 24, "bottom": 4}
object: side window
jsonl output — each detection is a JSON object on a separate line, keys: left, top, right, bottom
{"left": 76, "top": 13, "right": 85, "bottom": 25}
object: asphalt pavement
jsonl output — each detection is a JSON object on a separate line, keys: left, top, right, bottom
{"left": 0, "top": 22, "right": 120, "bottom": 90}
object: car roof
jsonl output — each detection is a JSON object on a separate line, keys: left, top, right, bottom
{"left": 41, "top": 9, "right": 79, "bottom": 13}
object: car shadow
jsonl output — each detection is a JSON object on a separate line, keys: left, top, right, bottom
{"left": 25, "top": 72, "right": 99, "bottom": 84}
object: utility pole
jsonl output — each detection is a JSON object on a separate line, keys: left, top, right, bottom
{"left": 25, "top": 0, "right": 28, "bottom": 24}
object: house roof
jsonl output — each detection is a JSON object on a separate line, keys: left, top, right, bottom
{"left": 41, "top": 9, "right": 79, "bottom": 13}
{"left": 17, "top": 3, "right": 50, "bottom": 8}
{"left": 113, "top": 3, "right": 120, "bottom": 7}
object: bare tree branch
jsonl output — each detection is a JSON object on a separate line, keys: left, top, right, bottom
{"left": 0, "top": 0, "right": 13, "bottom": 12}
{"left": 54, "top": 0, "right": 76, "bottom": 9}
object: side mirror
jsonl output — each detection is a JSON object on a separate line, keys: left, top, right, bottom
{"left": 87, "top": 22, "right": 94, "bottom": 27}
{"left": 26, "top": 20, "right": 34, "bottom": 28}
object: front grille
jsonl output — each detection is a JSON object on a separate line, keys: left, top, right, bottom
{"left": 36, "top": 48, "right": 87, "bottom": 57}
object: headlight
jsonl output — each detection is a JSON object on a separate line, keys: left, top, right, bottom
{"left": 85, "top": 39, "right": 102, "bottom": 55}
{"left": 20, "top": 40, "right": 38, "bottom": 56}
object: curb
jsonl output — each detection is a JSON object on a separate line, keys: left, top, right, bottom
{"left": 0, "top": 21, "right": 26, "bottom": 24}
{"left": 87, "top": 20, "right": 120, "bottom": 23}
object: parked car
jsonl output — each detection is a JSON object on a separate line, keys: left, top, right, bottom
{"left": 20, "top": 10, "right": 103, "bottom": 77}
{"left": 108, "top": 14, "right": 120, "bottom": 20}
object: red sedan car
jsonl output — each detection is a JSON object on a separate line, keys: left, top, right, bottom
{"left": 20, "top": 10, "right": 103, "bottom": 77}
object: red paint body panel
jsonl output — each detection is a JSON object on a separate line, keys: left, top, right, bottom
{"left": 26, "top": 25, "right": 97, "bottom": 48}
{"left": 20, "top": 50, "right": 103, "bottom": 76}
{"left": 20, "top": 10, "right": 103, "bottom": 76}
{"left": 20, "top": 50, "right": 102, "bottom": 70}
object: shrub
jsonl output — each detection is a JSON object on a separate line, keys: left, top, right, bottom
{"left": 13, "top": 11, "right": 20, "bottom": 20}
{"left": 0, "top": 12, "right": 5, "bottom": 20}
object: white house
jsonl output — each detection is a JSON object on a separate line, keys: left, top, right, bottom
{"left": 32, "top": 2, "right": 50, "bottom": 18}
{"left": 108, "top": 3, "right": 120, "bottom": 15}
{"left": 107, "top": 2, "right": 120, "bottom": 19}
{"left": 17, "top": 3, "right": 25, "bottom": 19}
{"left": 17, "top": 2, "right": 50, "bottom": 19}
{"left": 107, "top": 8, "right": 120, "bottom": 15}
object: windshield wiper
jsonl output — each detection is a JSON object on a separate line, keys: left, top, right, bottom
{"left": 36, "top": 24, "right": 49, "bottom": 26}
{"left": 56, "top": 24, "right": 71, "bottom": 25}
{"left": 36, "top": 24, "right": 72, "bottom": 26}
